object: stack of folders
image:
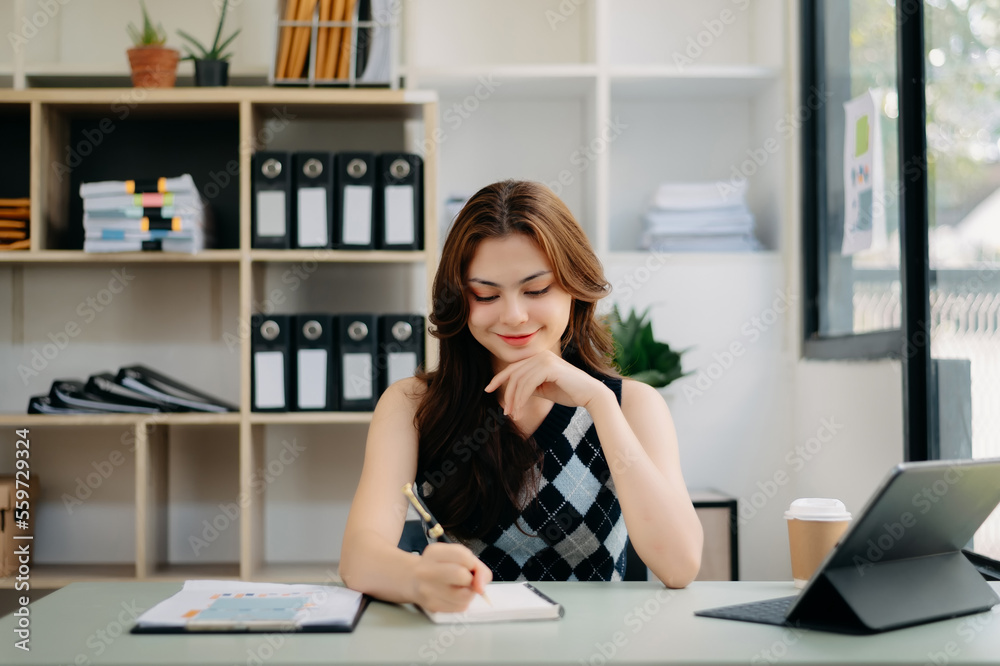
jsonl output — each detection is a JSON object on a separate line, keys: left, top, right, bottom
{"left": 274, "top": 0, "right": 392, "bottom": 84}
{"left": 80, "top": 174, "right": 213, "bottom": 254}
{"left": 639, "top": 181, "right": 762, "bottom": 253}
{"left": 251, "top": 313, "right": 424, "bottom": 413}
{"left": 27, "top": 365, "right": 237, "bottom": 414}
{"left": 275, "top": 0, "right": 353, "bottom": 81}
{"left": 0, "top": 197, "right": 30, "bottom": 251}
{"left": 252, "top": 151, "right": 422, "bottom": 251}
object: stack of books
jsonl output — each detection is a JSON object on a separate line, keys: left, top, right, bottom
{"left": 0, "top": 197, "right": 30, "bottom": 251}
{"left": 639, "top": 182, "right": 762, "bottom": 253}
{"left": 80, "top": 174, "right": 212, "bottom": 253}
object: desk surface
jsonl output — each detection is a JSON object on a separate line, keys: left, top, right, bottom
{"left": 2, "top": 581, "right": 1000, "bottom": 665}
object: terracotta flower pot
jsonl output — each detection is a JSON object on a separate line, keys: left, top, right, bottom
{"left": 127, "top": 46, "right": 180, "bottom": 88}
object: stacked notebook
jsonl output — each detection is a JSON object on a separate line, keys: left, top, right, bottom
{"left": 639, "top": 181, "right": 762, "bottom": 252}
{"left": 0, "top": 197, "right": 30, "bottom": 251}
{"left": 27, "top": 365, "right": 237, "bottom": 414}
{"left": 80, "top": 175, "right": 212, "bottom": 253}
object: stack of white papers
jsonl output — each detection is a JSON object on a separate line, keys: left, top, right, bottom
{"left": 80, "top": 174, "right": 213, "bottom": 254}
{"left": 639, "top": 181, "right": 762, "bottom": 252}
{"left": 441, "top": 192, "right": 470, "bottom": 246}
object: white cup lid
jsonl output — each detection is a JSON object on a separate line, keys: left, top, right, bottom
{"left": 784, "top": 498, "right": 852, "bottom": 521}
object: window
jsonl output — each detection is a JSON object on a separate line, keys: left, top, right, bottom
{"left": 924, "top": 0, "right": 1000, "bottom": 558}
{"left": 803, "top": 0, "right": 1000, "bottom": 558}
{"left": 802, "top": 0, "right": 904, "bottom": 359}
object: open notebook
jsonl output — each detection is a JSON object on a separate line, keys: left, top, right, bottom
{"left": 422, "top": 582, "right": 563, "bottom": 624}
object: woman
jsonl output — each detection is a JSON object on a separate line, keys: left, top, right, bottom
{"left": 340, "top": 180, "right": 702, "bottom": 612}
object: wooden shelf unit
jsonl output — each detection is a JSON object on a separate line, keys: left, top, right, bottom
{"left": 0, "top": 87, "right": 438, "bottom": 586}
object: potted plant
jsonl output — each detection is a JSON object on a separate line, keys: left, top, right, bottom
{"left": 605, "top": 305, "right": 688, "bottom": 390}
{"left": 177, "top": 0, "right": 240, "bottom": 86}
{"left": 126, "top": 1, "right": 179, "bottom": 88}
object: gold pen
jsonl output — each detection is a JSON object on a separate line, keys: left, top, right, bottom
{"left": 402, "top": 482, "right": 492, "bottom": 606}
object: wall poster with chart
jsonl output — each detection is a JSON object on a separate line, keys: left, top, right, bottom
{"left": 842, "top": 90, "right": 886, "bottom": 256}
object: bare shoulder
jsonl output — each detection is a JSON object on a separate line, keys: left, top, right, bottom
{"left": 619, "top": 377, "right": 668, "bottom": 411}
{"left": 366, "top": 376, "right": 426, "bottom": 459}
{"left": 618, "top": 378, "right": 679, "bottom": 465}
{"left": 393, "top": 375, "right": 428, "bottom": 403}
{"left": 618, "top": 377, "right": 674, "bottom": 428}
{"left": 375, "top": 377, "right": 427, "bottom": 420}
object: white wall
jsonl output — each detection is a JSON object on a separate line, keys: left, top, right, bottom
{"left": 11, "top": 0, "right": 275, "bottom": 72}
{"left": 762, "top": 0, "right": 904, "bottom": 581}
{"left": 603, "top": 251, "right": 904, "bottom": 582}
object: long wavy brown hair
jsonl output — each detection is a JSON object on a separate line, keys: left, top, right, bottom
{"left": 414, "top": 180, "right": 618, "bottom": 540}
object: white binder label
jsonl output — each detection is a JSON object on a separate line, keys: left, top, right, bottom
{"left": 342, "top": 352, "right": 373, "bottom": 400}
{"left": 297, "top": 348, "right": 328, "bottom": 409}
{"left": 254, "top": 351, "right": 286, "bottom": 409}
{"left": 343, "top": 185, "right": 373, "bottom": 245}
{"left": 256, "top": 190, "right": 287, "bottom": 237}
{"left": 297, "top": 187, "right": 329, "bottom": 247}
{"left": 385, "top": 185, "right": 416, "bottom": 245}
{"left": 387, "top": 351, "right": 418, "bottom": 386}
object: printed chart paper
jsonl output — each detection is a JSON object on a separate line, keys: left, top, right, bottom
{"left": 842, "top": 90, "right": 887, "bottom": 256}
{"left": 133, "top": 580, "right": 364, "bottom": 631}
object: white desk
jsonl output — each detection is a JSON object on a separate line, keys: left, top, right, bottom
{"left": 2, "top": 581, "right": 999, "bottom": 665}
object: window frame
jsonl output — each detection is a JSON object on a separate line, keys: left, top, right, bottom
{"left": 800, "top": 0, "right": 932, "bottom": 462}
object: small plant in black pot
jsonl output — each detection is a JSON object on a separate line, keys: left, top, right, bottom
{"left": 177, "top": 0, "right": 240, "bottom": 86}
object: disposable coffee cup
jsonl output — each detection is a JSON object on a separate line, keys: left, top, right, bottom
{"left": 784, "top": 498, "right": 852, "bottom": 589}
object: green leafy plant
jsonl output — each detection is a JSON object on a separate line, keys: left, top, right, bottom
{"left": 127, "top": 0, "right": 168, "bottom": 47}
{"left": 605, "top": 305, "right": 688, "bottom": 388}
{"left": 176, "top": 0, "right": 240, "bottom": 61}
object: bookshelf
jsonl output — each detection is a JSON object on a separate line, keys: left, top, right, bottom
{"left": 0, "top": 87, "right": 438, "bottom": 587}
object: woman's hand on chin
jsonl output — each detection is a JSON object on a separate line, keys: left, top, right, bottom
{"left": 484, "top": 350, "right": 614, "bottom": 421}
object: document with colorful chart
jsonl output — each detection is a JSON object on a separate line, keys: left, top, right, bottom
{"left": 131, "top": 579, "right": 367, "bottom": 633}
{"left": 842, "top": 89, "right": 887, "bottom": 256}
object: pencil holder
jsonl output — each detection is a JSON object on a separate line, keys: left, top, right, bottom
{"left": 270, "top": 0, "right": 399, "bottom": 87}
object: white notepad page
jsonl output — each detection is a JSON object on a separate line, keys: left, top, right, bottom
{"left": 422, "top": 582, "right": 562, "bottom": 624}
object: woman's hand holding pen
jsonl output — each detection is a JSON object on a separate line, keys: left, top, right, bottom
{"left": 411, "top": 543, "right": 493, "bottom": 613}
{"left": 484, "top": 350, "right": 614, "bottom": 421}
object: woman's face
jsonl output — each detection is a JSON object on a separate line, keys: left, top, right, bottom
{"left": 465, "top": 234, "right": 573, "bottom": 371}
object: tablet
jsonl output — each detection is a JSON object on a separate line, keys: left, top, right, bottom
{"left": 696, "top": 458, "right": 1000, "bottom": 633}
